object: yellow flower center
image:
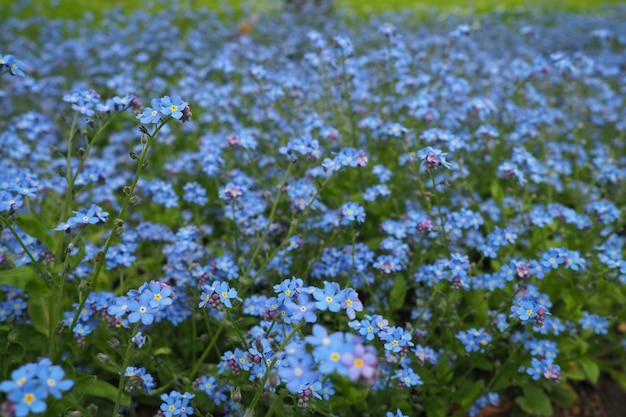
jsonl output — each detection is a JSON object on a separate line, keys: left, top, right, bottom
{"left": 23, "top": 393, "right": 35, "bottom": 405}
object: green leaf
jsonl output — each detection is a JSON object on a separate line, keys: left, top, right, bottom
{"left": 492, "top": 363, "right": 520, "bottom": 390}
{"left": 346, "top": 386, "right": 368, "bottom": 403}
{"left": 560, "top": 288, "right": 578, "bottom": 314}
{"left": 516, "top": 386, "right": 553, "bottom": 417}
{"left": 563, "top": 367, "right": 586, "bottom": 381}
{"left": 0, "top": 266, "right": 51, "bottom": 296}
{"left": 471, "top": 355, "right": 494, "bottom": 372}
{"left": 83, "top": 378, "right": 131, "bottom": 407}
{"left": 15, "top": 215, "right": 55, "bottom": 250}
{"left": 389, "top": 275, "right": 407, "bottom": 311}
{"left": 549, "top": 384, "right": 576, "bottom": 408}
{"left": 69, "top": 374, "right": 96, "bottom": 400}
{"left": 579, "top": 358, "right": 600, "bottom": 384}
{"left": 457, "top": 379, "right": 485, "bottom": 409}
{"left": 154, "top": 347, "right": 172, "bottom": 356}
{"left": 609, "top": 370, "right": 626, "bottom": 391}
{"left": 424, "top": 398, "right": 447, "bottom": 417}
{"left": 27, "top": 295, "right": 50, "bottom": 336}
{"left": 489, "top": 180, "right": 504, "bottom": 205}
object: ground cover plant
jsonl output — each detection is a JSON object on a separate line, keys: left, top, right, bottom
{"left": 1, "top": 2, "right": 626, "bottom": 417}
{"left": 6, "top": 0, "right": 625, "bottom": 21}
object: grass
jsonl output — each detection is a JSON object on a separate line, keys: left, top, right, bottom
{"left": 1, "top": 0, "right": 624, "bottom": 21}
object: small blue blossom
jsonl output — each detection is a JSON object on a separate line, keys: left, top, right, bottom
{"left": 159, "top": 95, "right": 189, "bottom": 120}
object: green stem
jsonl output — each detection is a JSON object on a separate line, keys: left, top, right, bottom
{"left": 430, "top": 171, "right": 450, "bottom": 256}
{"left": 112, "top": 326, "right": 138, "bottom": 417}
{"left": 57, "top": 113, "right": 79, "bottom": 232}
{"left": 0, "top": 216, "right": 39, "bottom": 268}
{"left": 247, "top": 323, "right": 304, "bottom": 414}
{"left": 450, "top": 325, "right": 519, "bottom": 417}
{"left": 69, "top": 120, "right": 168, "bottom": 335}
{"left": 189, "top": 324, "right": 224, "bottom": 381}
{"left": 243, "top": 162, "right": 294, "bottom": 278}
{"left": 250, "top": 172, "right": 335, "bottom": 283}
{"left": 50, "top": 232, "right": 83, "bottom": 359}
{"left": 264, "top": 388, "right": 288, "bottom": 417}
{"left": 68, "top": 401, "right": 93, "bottom": 417}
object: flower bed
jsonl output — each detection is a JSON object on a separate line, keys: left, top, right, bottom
{"left": 1, "top": 4, "right": 625, "bottom": 417}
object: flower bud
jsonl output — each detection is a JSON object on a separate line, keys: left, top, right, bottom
{"left": 107, "top": 337, "right": 121, "bottom": 349}
{"left": 230, "top": 386, "right": 242, "bottom": 403}
{"left": 86, "top": 403, "right": 98, "bottom": 416}
{"left": 78, "top": 280, "right": 91, "bottom": 293}
{"left": 268, "top": 371, "right": 279, "bottom": 387}
{"left": 96, "top": 353, "right": 110, "bottom": 363}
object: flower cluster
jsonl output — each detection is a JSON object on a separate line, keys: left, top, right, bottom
{"left": 1, "top": 4, "right": 625, "bottom": 417}
{"left": 124, "top": 366, "right": 156, "bottom": 394}
{"left": 0, "top": 359, "right": 74, "bottom": 417}
{"left": 160, "top": 390, "right": 195, "bottom": 416}
{"left": 107, "top": 281, "right": 174, "bottom": 326}
{"left": 199, "top": 280, "right": 241, "bottom": 309}
{"left": 456, "top": 328, "right": 492, "bottom": 353}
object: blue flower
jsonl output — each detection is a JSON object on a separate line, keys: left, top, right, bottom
{"left": 456, "top": 328, "right": 492, "bottom": 352}
{"left": 526, "top": 358, "right": 544, "bottom": 381}
{"left": 0, "top": 359, "right": 73, "bottom": 417}
{"left": 579, "top": 311, "right": 608, "bottom": 335}
{"left": 510, "top": 300, "right": 538, "bottom": 321}
{"left": 160, "top": 390, "right": 195, "bottom": 417}
{"left": 396, "top": 367, "right": 423, "bottom": 387}
{"left": 9, "top": 384, "right": 48, "bottom": 417}
{"left": 387, "top": 409, "right": 409, "bottom": 417}
{"left": 285, "top": 293, "right": 317, "bottom": 323}
{"left": 144, "top": 281, "right": 173, "bottom": 309}
{"left": 197, "top": 375, "right": 216, "bottom": 395}
{"left": 137, "top": 99, "right": 162, "bottom": 124}
{"left": 381, "top": 327, "right": 414, "bottom": 353}
{"left": 339, "top": 202, "right": 366, "bottom": 225}
{"left": 342, "top": 289, "right": 363, "bottom": 319}
{"left": 313, "top": 282, "right": 345, "bottom": 312}
{"left": 417, "top": 146, "right": 452, "bottom": 170}
{"left": 159, "top": 95, "right": 188, "bottom": 120}
{"left": 127, "top": 292, "right": 158, "bottom": 325}
{"left": 278, "top": 349, "right": 317, "bottom": 393}
{"left": 0, "top": 54, "right": 25, "bottom": 77}
{"left": 216, "top": 281, "right": 240, "bottom": 308}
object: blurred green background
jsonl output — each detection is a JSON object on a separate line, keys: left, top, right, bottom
{"left": 2, "top": 0, "right": 624, "bottom": 20}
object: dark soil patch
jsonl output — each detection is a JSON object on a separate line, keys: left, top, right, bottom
{"left": 553, "top": 375, "right": 626, "bottom": 417}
